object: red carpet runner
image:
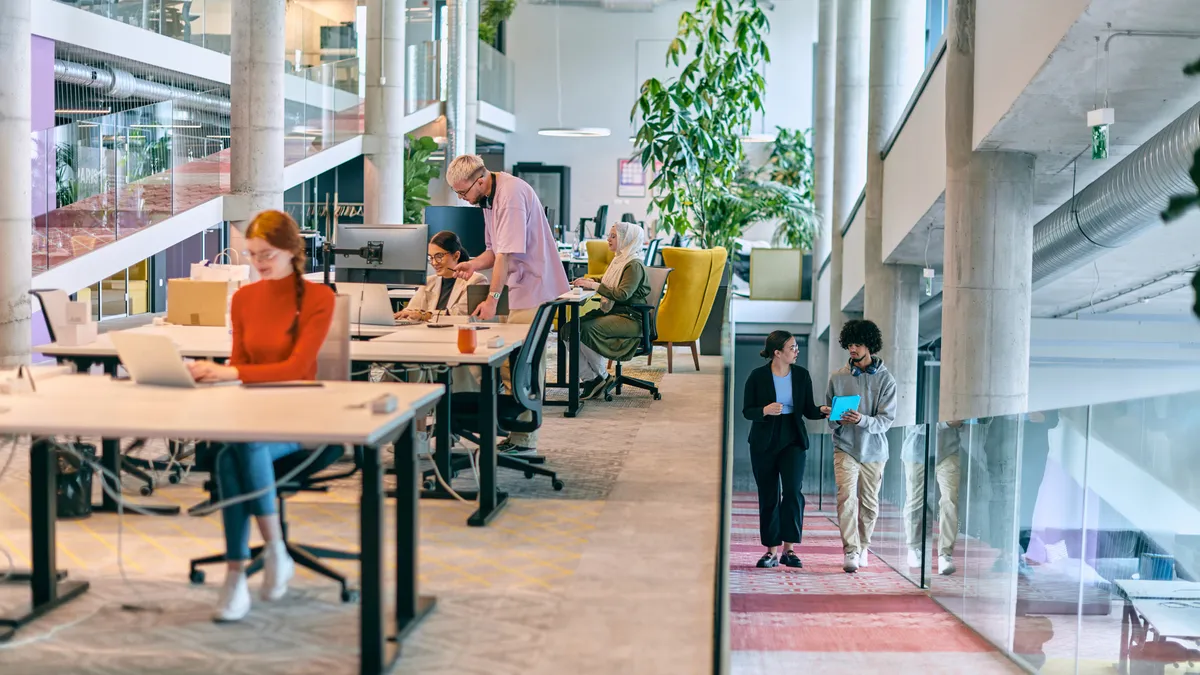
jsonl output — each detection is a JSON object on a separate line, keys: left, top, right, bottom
{"left": 729, "top": 493, "right": 1021, "bottom": 674}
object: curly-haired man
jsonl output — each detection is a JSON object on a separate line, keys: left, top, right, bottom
{"left": 826, "top": 319, "right": 897, "bottom": 573}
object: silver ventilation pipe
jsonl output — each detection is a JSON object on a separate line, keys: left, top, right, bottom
{"left": 53, "top": 59, "right": 232, "bottom": 116}
{"left": 918, "top": 99, "right": 1200, "bottom": 343}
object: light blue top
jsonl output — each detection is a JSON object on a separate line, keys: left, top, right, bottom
{"left": 772, "top": 371, "right": 794, "bottom": 414}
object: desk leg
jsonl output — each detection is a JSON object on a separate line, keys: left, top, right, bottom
{"left": 555, "top": 304, "right": 567, "bottom": 386}
{"left": 359, "top": 444, "right": 389, "bottom": 674}
{"left": 420, "top": 369, "right": 463, "bottom": 501}
{"left": 92, "top": 438, "right": 179, "bottom": 517}
{"left": 392, "top": 425, "right": 435, "bottom": 640}
{"left": 566, "top": 302, "right": 583, "bottom": 418}
{"left": 468, "top": 365, "right": 508, "bottom": 527}
{"left": 1119, "top": 599, "right": 1131, "bottom": 675}
{"left": 0, "top": 439, "right": 89, "bottom": 642}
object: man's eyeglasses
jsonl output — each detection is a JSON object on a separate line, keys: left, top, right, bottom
{"left": 454, "top": 173, "right": 484, "bottom": 198}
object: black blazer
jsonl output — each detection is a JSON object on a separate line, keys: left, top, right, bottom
{"left": 742, "top": 364, "right": 825, "bottom": 451}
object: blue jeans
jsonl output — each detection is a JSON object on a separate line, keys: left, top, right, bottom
{"left": 215, "top": 442, "right": 302, "bottom": 561}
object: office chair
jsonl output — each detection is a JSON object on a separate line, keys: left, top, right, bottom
{"left": 601, "top": 267, "right": 671, "bottom": 402}
{"left": 643, "top": 238, "right": 662, "bottom": 267}
{"left": 188, "top": 295, "right": 362, "bottom": 602}
{"left": 423, "top": 301, "right": 564, "bottom": 491}
{"left": 579, "top": 205, "right": 608, "bottom": 240}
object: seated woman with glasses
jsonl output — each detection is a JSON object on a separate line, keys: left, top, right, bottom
{"left": 395, "top": 230, "right": 488, "bottom": 322}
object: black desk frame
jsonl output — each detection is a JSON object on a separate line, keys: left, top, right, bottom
{"left": 544, "top": 302, "right": 584, "bottom": 418}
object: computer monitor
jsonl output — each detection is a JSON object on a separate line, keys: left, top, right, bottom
{"left": 424, "top": 206, "right": 486, "bottom": 259}
{"left": 332, "top": 223, "right": 428, "bottom": 286}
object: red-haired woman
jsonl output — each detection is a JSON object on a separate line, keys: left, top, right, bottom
{"left": 187, "top": 210, "right": 334, "bottom": 622}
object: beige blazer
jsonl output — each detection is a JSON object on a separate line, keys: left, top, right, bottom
{"left": 407, "top": 272, "right": 488, "bottom": 316}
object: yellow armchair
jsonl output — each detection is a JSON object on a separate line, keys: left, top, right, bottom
{"left": 585, "top": 240, "right": 614, "bottom": 281}
{"left": 654, "top": 246, "right": 728, "bottom": 373}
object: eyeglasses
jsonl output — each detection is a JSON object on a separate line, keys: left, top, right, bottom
{"left": 428, "top": 252, "right": 450, "bottom": 264}
{"left": 241, "top": 249, "right": 280, "bottom": 263}
{"left": 453, "top": 174, "right": 483, "bottom": 198}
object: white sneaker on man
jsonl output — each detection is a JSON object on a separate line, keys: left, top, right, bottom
{"left": 858, "top": 549, "right": 869, "bottom": 568}
{"left": 213, "top": 572, "right": 251, "bottom": 622}
{"left": 907, "top": 548, "right": 921, "bottom": 568}
{"left": 261, "top": 541, "right": 295, "bottom": 601}
{"left": 843, "top": 552, "right": 859, "bottom": 573}
{"left": 938, "top": 555, "right": 956, "bottom": 576}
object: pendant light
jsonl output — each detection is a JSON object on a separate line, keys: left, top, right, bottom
{"left": 537, "top": 0, "right": 611, "bottom": 138}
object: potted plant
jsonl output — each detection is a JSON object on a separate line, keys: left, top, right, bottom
{"left": 404, "top": 135, "right": 441, "bottom": 224}
{"left": 480, "top": 0, "right": 516, "bottom": 48}
{"left": 632, "top": 0, "right": 771, "bottom": 354}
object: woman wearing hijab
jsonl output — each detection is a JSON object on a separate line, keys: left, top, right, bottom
{"left": 568, "top": 221, "right": 651, "bottom": 399}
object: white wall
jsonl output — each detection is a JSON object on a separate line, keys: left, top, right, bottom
{"left": 841, "top": 207, "right": 865, "bottom": 310}
{"left": 882, "top": 57, "right": 945, "bottom": 261}
{"left": 1029, "top": 363, "right": 1200, "bottom": 412}
{"left": 504, "top": 0, "right": 818, "bottom": 231}
{"left": 972, "top": 0, "right": 1089, "bottom": 149}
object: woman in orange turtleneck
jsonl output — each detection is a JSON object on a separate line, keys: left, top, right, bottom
{"left": 187, "top": 210, "right": 333, "bottom": 623}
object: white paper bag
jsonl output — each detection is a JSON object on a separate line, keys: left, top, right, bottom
{"left": 190, "top": 249, "right": 251, "bottom": 283}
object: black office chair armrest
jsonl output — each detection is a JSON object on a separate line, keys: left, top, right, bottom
{"left": 629, "top": 304, "right": 656, "bottom": 352}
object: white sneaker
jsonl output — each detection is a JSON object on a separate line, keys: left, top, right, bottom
{"left": 858, "top": 549, "right": 869, "bottom": 568}
{"left": 907, "top": 548, "right": 921, "bottom": 568}
{"left": 213, "top": 572, "right": 251, "bottom": 622}
{"left": 938, "top": 555, "right": 956, "bottom": 576}
{"left": 260, "top": 541, "right": 295, "bottom": 601}
{"left": 843, "top": 552, "right": 859, "bottom": 573}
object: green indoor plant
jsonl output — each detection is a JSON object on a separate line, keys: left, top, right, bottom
{"left": 404, "top": 135, "right": 441, "bottom": 223}
{"left": 763, "top": 126, "right": 817, "bottom": 249}
{"left": 480, "top": 0, "right": 516, "bottom": 46}
{"left": 631, "top": 0, "right": 771, "bottom": 251}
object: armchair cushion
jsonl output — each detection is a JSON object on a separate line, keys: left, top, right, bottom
{"left": 585, "top": 240, "right": 614, "bottom": 278}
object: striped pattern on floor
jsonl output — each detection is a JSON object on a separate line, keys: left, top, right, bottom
{"left": 729, "top": 493, "right": 1022, "bottom": 674}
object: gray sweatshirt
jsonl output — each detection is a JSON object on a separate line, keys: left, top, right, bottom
{"left": 825, "top": 358, "right": 897, "bottom": 463}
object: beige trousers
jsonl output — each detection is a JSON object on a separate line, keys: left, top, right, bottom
{"left": 501, "top": 307, "right": 545, "bottom": 448}
{"left": 833, "top": 451, "right": 885, "bottom": 556}
{"left": 904, "top": 454, "right": 961, "bottom": 558}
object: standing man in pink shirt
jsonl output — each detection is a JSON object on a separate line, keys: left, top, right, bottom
{"left": 447, "top": 154, "right": 570, "bottom": 456}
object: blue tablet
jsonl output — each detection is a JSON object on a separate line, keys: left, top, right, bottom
{"left": 830, "top": 395, "right": 861, "bottom": 422}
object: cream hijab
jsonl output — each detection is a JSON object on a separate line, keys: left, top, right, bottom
{"left": 598, "top": 221, "right": 645, "bottom": 312}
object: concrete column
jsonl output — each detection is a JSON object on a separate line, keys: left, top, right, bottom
{"left": 863, "top": 0, "right": 923, "bottom": 425}
{"left": 439, "top": 0, "right": 477, "bottom": 205}
{"left": 365, "top": 0, "right": 407, "bottom": 224}
{"left": 808, "top": 0, "right": 836, "bottom": 387}
{"left": 230, "top": 0, "right": 285, "bottom": 248}
{"left": 940, "top": 0, "right": 1035, "bottom": 421}
{"left": 0, "top": 0, "right": 32, "bottom": 367}
{"left": 827, "top": 0, "right": 868, "bottom": 380}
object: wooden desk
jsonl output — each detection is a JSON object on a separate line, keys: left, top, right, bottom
{"left": 0, "top": 375, "right": 443, "bottom": 675}
{"left": 546, "top": 289, "right": 596, "bottom": 418}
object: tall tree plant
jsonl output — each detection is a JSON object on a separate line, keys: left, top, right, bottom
{"left": 632, "top": 0, "right": 770, "bottom": 250}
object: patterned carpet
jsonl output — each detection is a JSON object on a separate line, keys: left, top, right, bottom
{"left": 729, "top": 492, "right": 1023, "bottom": 674}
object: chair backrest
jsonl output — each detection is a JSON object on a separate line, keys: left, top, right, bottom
{"left": 641, "top": 266, "right": 672, "bottom": 345}
{"left": 29, "top": 289, "right": 70, "bottom": 343}
{"left": 620, "top": 212, "right": 637, "bottom": 224}
{"left": 317, "top": 294, "right": 351, "bottom": 382}
{"left": 655, "top": 247, "right": 728, "bottom": 343}
{"left": 585, "top": 240, "right": 613, "bottom": 277}
{"left": 509, "top": 301, "right": 559, "bottom": 417}
{"left": 592, "top": 205, "right": 608, "bottom": 238}
{"left": 643, "top": 238, "right": 661, "bottom": 267}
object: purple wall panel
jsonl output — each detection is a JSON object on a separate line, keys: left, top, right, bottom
{"left": 32, "top": 36, "right": 54, "bottom": 131}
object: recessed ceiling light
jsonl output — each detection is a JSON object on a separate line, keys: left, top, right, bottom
{"left": 538, "top": 127, "right": 611, "bottom": 138}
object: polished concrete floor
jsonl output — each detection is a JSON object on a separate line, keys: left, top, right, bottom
{"left": 0, "top": 349, "right": 724, "bottom": 674}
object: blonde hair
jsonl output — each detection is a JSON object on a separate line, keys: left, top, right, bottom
{"left": 446, "top": 154, "right": 486, "bottom": 186}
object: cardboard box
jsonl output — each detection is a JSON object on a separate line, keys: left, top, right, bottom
{"left": 56, "top": 321, "right": 98, "bottom": 347}
{"left": 64, "top": 301, "right": 89, "bottom": 325}
{"left": 167, "top": 279, "right": 235, "bottom": 327}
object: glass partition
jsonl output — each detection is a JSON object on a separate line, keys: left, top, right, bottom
{"left": 478, "top": 40, "right": 515, "bottom": 113}
{"left": 285, "top": 57, "right": 364, "bottom": 166}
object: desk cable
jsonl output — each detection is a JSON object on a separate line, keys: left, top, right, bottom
{"left": 0, "top": 435, "right": 20, "bottom": 582}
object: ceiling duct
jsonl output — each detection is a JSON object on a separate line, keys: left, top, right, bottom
{"left": 917, "top": 98, "right": 1200, "bottom": 342}
{"left": 54, "top": 59, "right": 232, "bottom": 116}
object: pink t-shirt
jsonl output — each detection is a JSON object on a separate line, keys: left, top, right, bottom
{"left": 482, "top": 172, "right": 570, "bottom": 310}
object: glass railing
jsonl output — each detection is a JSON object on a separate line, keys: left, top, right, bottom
{"left": 405, "top": 41, "right": 441, "bottom": 115}
{"left": 284, "top": 57, "right": 364, "bottom": 166}
{"left": 33, "top": 91, "right": 228, "bottom": 275}
{"left": 54, "top": 0, "right": 358, "bottom": 63}
{"left": 478, "top": 40, "right": 515, "bottom": 113}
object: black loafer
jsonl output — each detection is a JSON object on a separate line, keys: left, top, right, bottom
{"left": 756, "top": 552, "right": 779, "bottom": 569}
{"left": 781, "top": 551, "right": 803, "bottom": 568}
{"left": 581, "top": 376, "right": 608, "bottom": 400}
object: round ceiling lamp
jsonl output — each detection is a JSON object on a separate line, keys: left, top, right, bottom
{"left": 539, "top": 127, "right": 611, "bottom": 138}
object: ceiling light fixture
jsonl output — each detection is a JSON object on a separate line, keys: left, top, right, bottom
{"left": 56, "top": 108, "right": 111, "bottom": 115}
{"left": 537, "top": 0, "right": 610, "bottom": 139}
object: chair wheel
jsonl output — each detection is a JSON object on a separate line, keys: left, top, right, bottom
{"left": 524, "top": 471, "right": 534, "bottom": 480}
{"left": 604, "top": 393, "right": 613, "bottom": 402}
{"left": 552, "top": 479, "right": 564, "bottom": 491}
{"left": 190, "top": 569, "right": 205, "bottom": 585}
{"left": 341, "top": 589, "right": 359, "bottom": 603}
{"left": 139, "top": 484, "right": 154, "bottom": 497}
{"left": 168, "top": 474, "right": 181, "bottom": 484}
{"left": 653, "top": 392, "right": 662, "bottom": 400}
{"left": 422, "top": 479, "right": 436, "bottom": 490}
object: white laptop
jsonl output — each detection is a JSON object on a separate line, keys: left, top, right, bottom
{"left": 336, "top": 282, "right": 416, "bottom": 327}
{"left": 110, "top": 332, "right": 234, "bottom": 388}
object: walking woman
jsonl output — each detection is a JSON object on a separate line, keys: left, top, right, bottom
{"left": 741, "top": 331, "right": 829, "bottom": 569}
{"left": 187, "top": 210, "right": 334, "bottom": 621}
